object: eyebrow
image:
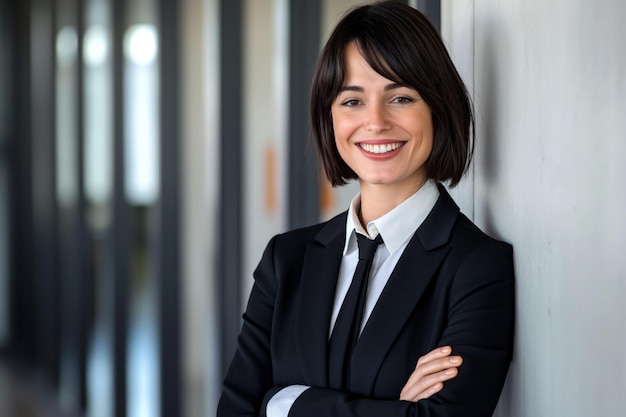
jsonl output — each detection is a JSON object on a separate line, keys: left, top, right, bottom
{"left": 338, "top": 82, "right": 405, "bottom": 93}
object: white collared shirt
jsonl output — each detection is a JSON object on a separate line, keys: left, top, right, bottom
{"left": 330, "top": 180, "right": 440, "bottom": 335}
{"left": 267, "top": 180, "right": 441, "bottom": 417}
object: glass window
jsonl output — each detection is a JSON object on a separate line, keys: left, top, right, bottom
{"left": 83, "top": 1, "right": 115, "bottom": 416}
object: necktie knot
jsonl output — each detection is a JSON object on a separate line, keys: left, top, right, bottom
{"left": 356, "top": 233, "right": 383, "bottom": 261}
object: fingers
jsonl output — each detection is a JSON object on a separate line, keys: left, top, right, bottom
{"left": 399, "top": 346, "right": 463, "bottom": 402}
{"left": 415, "top": 345, "right": 454, "bottom": 367}
{"left": 400, "top": 357, "right": 461, "bottom": 401}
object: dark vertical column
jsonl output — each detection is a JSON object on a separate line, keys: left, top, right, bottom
{"left": 0, "top": 0, "right": 10, "bottom": 353}
{"left": 31, "top": 0, "right": 61, "bottom": 384}
{"left": 158, "top": 0, "right": 181, "bottom": 414}
{"left": 218, "top": 0, "right": 243, "bottom": 377}
{"left": 287, "top": 0, "right": 321, "bottom": 229}
{"left": 111, "top": 0, "right": 129, "bottom": 415}
{"left": 7, "top": 0, "right": 36, "bottom": 360}
{"left": 56, "top": 0, "right": 89, "bottom": 411}
{"left": 76, "top": 1, "right": 90, "bottom": 409}
{"left": 416, "top": 0, "right": 441, "bottom": 31}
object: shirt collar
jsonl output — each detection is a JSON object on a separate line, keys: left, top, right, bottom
{"left": 343, "top": 180, "right": 440, "bottom": 255}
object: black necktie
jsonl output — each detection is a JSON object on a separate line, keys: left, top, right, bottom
{"left": 328, "top": 233, "right": 383, "bottom": 390}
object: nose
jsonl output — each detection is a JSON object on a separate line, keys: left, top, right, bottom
{"left": 365, "top": 103, "right": 391, "bottom": 132}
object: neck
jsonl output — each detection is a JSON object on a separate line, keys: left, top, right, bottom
{"left": 358, "top": 179, "right": 428, "bottom": 226}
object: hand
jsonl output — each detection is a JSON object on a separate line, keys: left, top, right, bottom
{"left": 399, "top": 346, "right": 463, "bottom": 402}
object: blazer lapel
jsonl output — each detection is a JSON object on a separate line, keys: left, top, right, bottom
{"left": 295, "top": 213, "right": 346, "bottom": 387}
{"left": 349, "top": 185, "right": 460, "bottom": 394}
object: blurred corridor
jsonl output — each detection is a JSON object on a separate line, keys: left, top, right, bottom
{"left": 0, "top": 358, "right": 80, "bottom": 417}
{"left": 2, "top": 0, "right": 429, "bottom": 415}
{"left": 1, "top": 0, "right": 625, "bottom": 416}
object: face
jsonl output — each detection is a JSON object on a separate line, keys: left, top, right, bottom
{"left": 331, "top": 42, "right": 434, "bottom": 198}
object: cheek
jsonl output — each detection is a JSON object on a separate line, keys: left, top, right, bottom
{"left": 334, "top": 135, "right": 349, "bottom": 162}
{"left": 331, "top": 117, "right": 348, "bottom": 147}
{"left": 420, "top": 131, "right": 434, "bottom": 159}
{"left": 412, "top": 116, "right": 434, "bottom": 150}
{"left": 332, "top": 128, "right": 352, "bottom": 165}
{"left": 331, "top": 113, "right": 357, "bottom": 147}
{"left": 331, "top": 111, "right": 341, "bottom": 136}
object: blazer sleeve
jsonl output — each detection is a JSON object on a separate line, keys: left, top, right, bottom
{"left": 217, "top": 236, "right": 279, "bottom": 417}
{"left": 287, "top": 239, "right": 515, "bottom": 417}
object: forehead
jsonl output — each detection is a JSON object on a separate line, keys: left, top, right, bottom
{"left": 341, "top": 41, "right": 395, "bottom": 86}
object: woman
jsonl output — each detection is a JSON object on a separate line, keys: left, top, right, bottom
{"left": 217, "top": 2, "right": 514, "bottom": 416}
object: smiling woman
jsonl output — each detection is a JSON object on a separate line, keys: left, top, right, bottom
{"left": 311, "top": 4, "right": 473, "bottom": 190}
{"left": 218, "top": 2, "right": 514, "bottom": 417}
{"left": 331, "top": 42, "right": 434, "bottom": 221}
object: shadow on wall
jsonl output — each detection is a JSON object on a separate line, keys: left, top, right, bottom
{"left": 476, "top": 18, "right": 520, "bottom": 417}
{"left": 474, "top": 15, "right": 512, "bottom": 242}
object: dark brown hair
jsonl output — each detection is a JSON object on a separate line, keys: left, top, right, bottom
{"left": 311, "top": 1, "right": 474, "bottom": 187}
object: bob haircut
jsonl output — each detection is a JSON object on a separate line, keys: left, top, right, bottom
{"left": 311, "top": 1, "right": 474, "bottom": 187}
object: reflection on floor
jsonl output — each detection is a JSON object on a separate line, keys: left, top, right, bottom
{"left": 0, "top": 357, "right": 79, "bottom": 417}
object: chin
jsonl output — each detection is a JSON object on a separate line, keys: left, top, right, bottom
{"left": 359, "top": 176, "right": 396, "bottom": 186}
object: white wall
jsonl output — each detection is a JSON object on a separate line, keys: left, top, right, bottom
{"left": 181, "top": 0, "right": 220, "bottom": 415}
{"left": 242, "top": 0, "right": 288, "bottom": 307}
{"left": 443, "top": 0, "right": 626, "bottom": 415}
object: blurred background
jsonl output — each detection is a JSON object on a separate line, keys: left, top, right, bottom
{"left": 0, "top": 0, "right": 624, "bottom": 416}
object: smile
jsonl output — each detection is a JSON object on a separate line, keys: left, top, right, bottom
{"left": 359, "top": 142, "right": 404, "bottom": 154}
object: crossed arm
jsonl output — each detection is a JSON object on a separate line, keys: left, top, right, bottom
{"left": 264, "top": 345, "right": 463, "bottom": 417}
{"left": 217, "top": 237, "right": 514, "bottom": 417}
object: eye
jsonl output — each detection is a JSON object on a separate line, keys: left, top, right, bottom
{"left": 341, "top": 99, "right": 361, "bottom": 107}
{"left": 391, "top": 96, "right": 414, "bottom": 104}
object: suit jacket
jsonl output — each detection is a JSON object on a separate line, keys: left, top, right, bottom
{"left": 217, "top": 185, "right": 515, "bottom": 417}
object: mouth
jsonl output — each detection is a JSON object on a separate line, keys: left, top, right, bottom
{"left": 358, "top": 142, "right": 405, "bottom": 154}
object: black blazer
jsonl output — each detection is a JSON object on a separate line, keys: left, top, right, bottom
{"left": 218, "top": 185, "right": 514, "bottom": 417}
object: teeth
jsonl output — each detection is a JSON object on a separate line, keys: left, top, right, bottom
{"left": 360, "top": 142, "right": 402, "bottom": 154}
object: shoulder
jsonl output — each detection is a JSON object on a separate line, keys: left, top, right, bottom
{"left": 443, "top": 212, "right": 514, "bottom": 292}
{"left": 450, "top": 212, "right": 513, "bottom": 255}
{"left": 421, "top": 184, "right": 512, "bottom": 256}
{"left": 271, "top": 211, "right": 348, "bottom": 249}
{"left": 255, "top": 211, "right": 347, "bottom": 280}
{"left": 258, "top": 211, "right": 348, "bottom": 266}
{"left": 424, "top": 186, "right": 513, "bottom": 279}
